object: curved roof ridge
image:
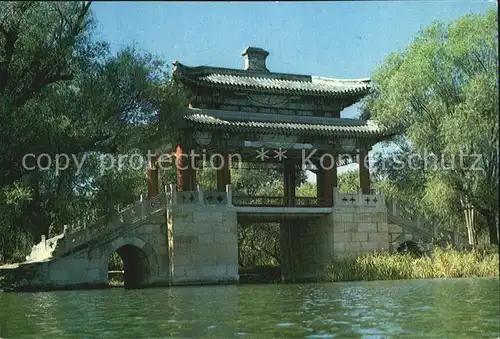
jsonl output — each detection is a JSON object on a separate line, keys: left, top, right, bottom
{"left": 310, "top": 76, "right": 371, "bottom": 83}
{"left": 181, "top": 108, "right": 394, "bottom": 139}
{"left": 183, "top": 107, "right": 381, "bottom": 127}
{"left": 173, "top": 61, "right": 371, "bottom": 84}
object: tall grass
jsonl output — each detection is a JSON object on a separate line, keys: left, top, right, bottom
{"left": 108, "top": 278, "right": 124, "bottom": 287}
{"left": 327, "top": 246, "right": 499, "bottom": 282}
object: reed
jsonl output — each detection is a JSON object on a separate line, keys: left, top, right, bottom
{"left": 108, "top": 277, "right": 124, "bottom": 287}
{"left": 326, "top": 246, "right": 499, "bottom": 282}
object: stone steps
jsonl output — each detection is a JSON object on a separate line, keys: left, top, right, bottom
{"left": 386, "top": 200, "right": 468, "bottom": 247}
{"left": 388, "top": 214, "right": 434, "bottom": 242}
{"left": 23, "top": 193, "right": 171, "bottom": 263}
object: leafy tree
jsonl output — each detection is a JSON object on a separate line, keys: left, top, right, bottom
{"left": 338, "top": 170, "right": 360, "bottom": 193}
{"left": 0, "top": 2, "right": 186, "bottom": 261}
{"left": 297, "top": 180, "right": 315, "bottom": 196}
{"left": 362, "top": 8, "right": 499, "bottom": 244}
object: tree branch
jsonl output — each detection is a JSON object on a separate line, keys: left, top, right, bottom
{"left": 10, "top": 2, "right": 91, "bottom": 107}
{"left": 0, "top": 25, "right": 19, "bottom": 93}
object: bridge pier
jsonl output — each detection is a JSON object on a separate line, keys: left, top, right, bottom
{"left": 279, "top": 199, "right": 390, "bottom": 282}
{"left": 280, "top": 215, "right": 334, "bottom": 282}
{"left": 3, "top": 187, "right": 399, "bottom": 291}
{"left": 167, "top": 186, "right": 239, "bottom": 285}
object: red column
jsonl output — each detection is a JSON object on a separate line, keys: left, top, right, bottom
{"left": 322, "top": 152, "right": 337, "bottom": 206}
{"left": 147, "top": 155, "right": 158, "bottom": 198}
{"left": 216, "top": 151, "right": 231, "bottom": 192}
{"left": 359, "top": 146, "right": 370, "bottom": 194}
{"left": 176, "top": 144, "right": 196, "bottom": 191}
{"left": 176, "top": 145, "right": 184, "bottom": 191}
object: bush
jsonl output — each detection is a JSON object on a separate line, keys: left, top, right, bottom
{"left": 108, "top": 252, "right": 124, "bottom": 271}
{"left": 327, "top": 247, "right": 499, "bottom": 282}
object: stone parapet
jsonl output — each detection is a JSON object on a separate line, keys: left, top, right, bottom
{"left": 332, "top": 205, "right": 389, "bottom": 259}
{"left": 170, "top": 203, "right": 239, "bottom": 284}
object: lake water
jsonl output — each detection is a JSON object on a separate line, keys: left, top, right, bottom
{"left": 0, "top": 278, "right": 499, "bottom": 338}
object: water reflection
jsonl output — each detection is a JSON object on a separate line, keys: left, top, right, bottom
{"left": 0, "top": 278, "right": 498, "bottom": 338}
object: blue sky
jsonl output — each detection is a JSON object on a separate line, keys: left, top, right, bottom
{"left": 91, "top": 0, "right": 493, "bottom": 117}
{"left": 91, "top": 1, "right": 494, "bottom": 176}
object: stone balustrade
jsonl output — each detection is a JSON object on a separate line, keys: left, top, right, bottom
{"left": 169, "top": 185, "right": 386, "bottom": 209}
{"left": 168, "top": 184, "right": 231, "bottom": 206}
{"left": 25, "top": 185, "right": 393, "bottom": 262}
{"left": 386, "top": 199, "right": 466, "bottom": 246}
{"left": 333, "top": 187, "right": 385, "bottom": 209}
{"left": 51, "top": 192, "right": 170, "bottom": 257}
{"left": 166, "top": 184, "right": 389, "bottom": 209}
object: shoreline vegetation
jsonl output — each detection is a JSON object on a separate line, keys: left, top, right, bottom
{"left": 2, "top": 246, "right": 498, "bottom": 292}
{"left": 102, "top": 246, "right": 500, "bottom": 288}
{"left": 326, "top": 246, "right": 499, "bottom": 282}
{"left": 240, "top": 246, "right": 499, "bottom": 283}
{"left": 2, "top": 251, "right": 498, "bottom": 291}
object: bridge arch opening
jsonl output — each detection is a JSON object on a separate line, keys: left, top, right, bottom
{"left": 237, "top": 221, "right": 282, "bottom": 283}
{"left": 396, "top": 240, "right": 424, "bottom": 257}
{"left": 108, "top": 244, "right": 151, "bottom": 289}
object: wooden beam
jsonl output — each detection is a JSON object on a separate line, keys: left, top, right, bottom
{"left": 284, "top": 159, "right": 297, "bottom": 207}
{"left": 147, "top": 155, "right": 158, "bottom": 198}
{"left": 216, "top": 151, "right": 231, "bottom": 192}
{"left": 316, "top": 167, "right": 325, "bottom": 203}
{"left": 184, "top": 164, "right": 196, "bottom": 191}
{"left": 359, "top": 146, "right": 370, "bottom": 194}
{"left": 321, "top": 153, "right": 337, "bottom": 206}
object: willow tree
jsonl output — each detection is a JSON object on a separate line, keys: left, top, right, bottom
{"left": 363, "top": 8, "right": 498, "bottom": 244}
{"left": 0, "top": 2, "right": 186, "bottom": 262}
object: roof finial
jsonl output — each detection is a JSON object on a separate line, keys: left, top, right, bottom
{"left": 241, "top": 47, "right": 269, "bottom": 72}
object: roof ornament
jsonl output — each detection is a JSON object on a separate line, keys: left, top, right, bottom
{"left": 241, "top": 46, "right": 269, "bottom": 72}
{"left": 193, "top": 131, "right": 212, "bottom": 146}
{"left": 339, "top": 139, "right": 357, "bottom": 152}
{"left": 247, "top": 94, "right": 288, "bottom": 107}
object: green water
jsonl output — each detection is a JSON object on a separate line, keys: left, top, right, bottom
{"left": 0, "top": 278, "right": 499, "bottom": 338}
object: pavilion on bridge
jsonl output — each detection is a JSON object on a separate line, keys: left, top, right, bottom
{"left": 146, "top": 46, "right": 394, "bottom": 207}
{"left": 12, "top": 48, "right": 449, "bottom": 290}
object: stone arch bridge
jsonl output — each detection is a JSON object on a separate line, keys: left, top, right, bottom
{"left": 1, "top": 186, "right": 466, "bottom": 290}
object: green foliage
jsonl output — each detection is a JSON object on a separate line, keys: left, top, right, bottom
{"left": 296, "top": 181, "right": 315, "bottom": 196}
{"left": 0, "top": 2, "right": 186, "bottom": 261}
{"left": 338, "top": 170, "right": 360, "bottom": 193}
{"left": 363, "top": 8, "right": 499, "bottom": 243}
{"left": 238, "top": 222, "right": 281, "bottom": 267}
{"left": 234, "top": 170, "right": 363, "bottom": 267}
{"left": 108, "top": 252, "right": 124, "bottom": 271}
{"left": 327, "top": 247, "right": 499, "bottom": 282}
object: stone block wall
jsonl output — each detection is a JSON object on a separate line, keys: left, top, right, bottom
{"left": 279, "top": 207, "right": 390, "bottom": 282}
{"left": 170, "top": 204, "right": 239, "bottom": 285}
{"left": 129, "top": 210, "right": 171, "bottom": 285}
{"left": 332, "top": 206, "right": 389, "bottom": 258}
{"left": 6, "top": 189, "right": 395, "bottom": 291}
{"left": 20, "top": 210, "right": 171, "bottom": 290}
{"left": 387, "top": 223, "right": 420, "bottom": 252}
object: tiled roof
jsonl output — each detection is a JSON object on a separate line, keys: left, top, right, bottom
{"left": 173, "top": 62, "right": 371, "bottom": 98}
{"left": 182, "top": 108, "right": 393, "bottom": 139}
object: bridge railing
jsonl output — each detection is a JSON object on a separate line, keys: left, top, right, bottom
{"left": 166, "top": 185, "right": 386, "bottom": 208}
{"left": 296, "top": 197, "right": 329, "bottom": 207}
{"left": 54, "top": 192, "right": 171, "bottom": 256}
{"left": 169, "top": 184, "right": 229, "bottom": 206}
{"left": 386, "top": 199, "right": 466, "bottom": 246}
{"left": 25, "top": 233, "right": 66, "bottom": 262}
{"left": 231, "top": 195, "right": 330, "bottom": 207}
{"left": 333, "top": 188, "right": 385, "bottom": 209}
{"left": 232, "top": 195, "right": 285, "bottom": 207}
